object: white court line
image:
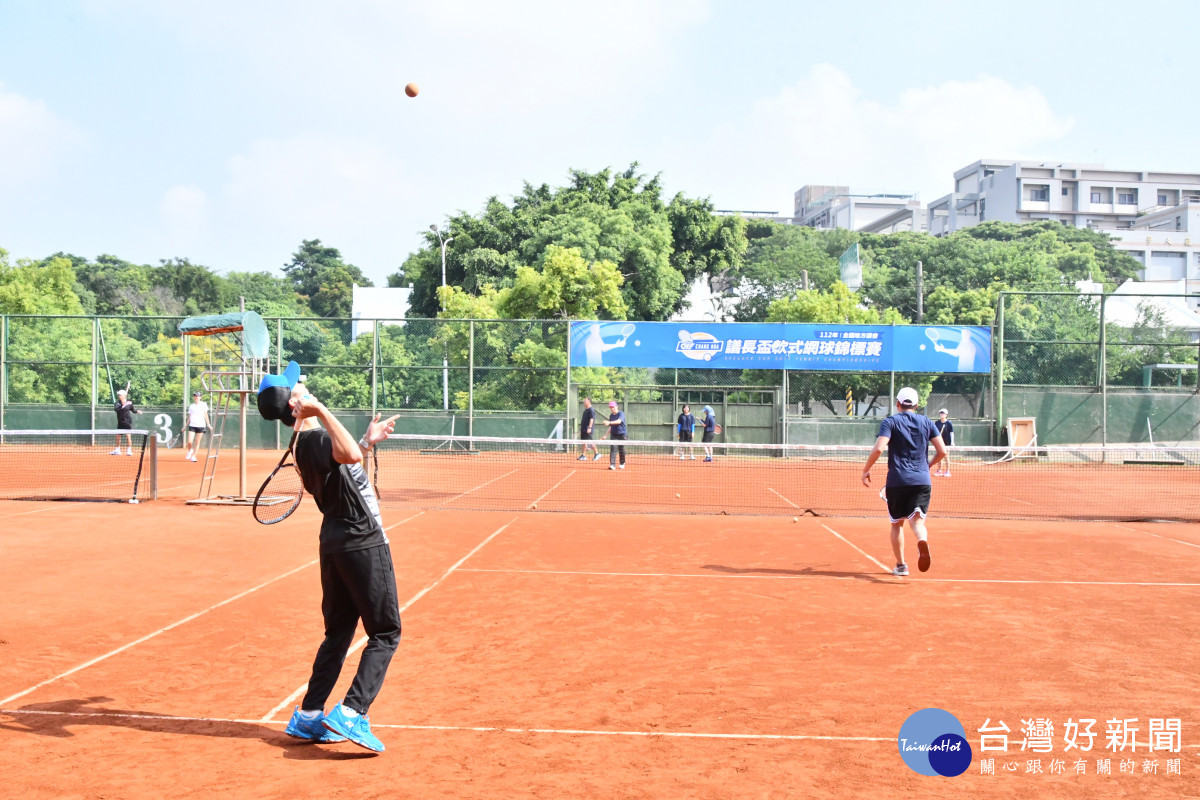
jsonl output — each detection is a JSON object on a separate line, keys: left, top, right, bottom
{"left": 528, "top": 470, "right": 575, "bottom": 509}
{"left": 768, "top": 487, "right": 799, "bottom": 509}
{"left": 444, "top": 469, "right": 519, "bottom": 506}
{"left": 1005, "top": 497, "right": 1035, "bottom": 506}
{"left": 1113, "top": 523, "right": 1200, "bottom": 550}
{"left": 820, "top": 523, "right": 891, "bottom": 573}
{"left": 384, "top": 510, "right": 425, "bottom": 532}
{"left": 455, "top": 567, "right": 1200, "bottom": 588}
{"left": 261, "top": 516, "right": 518, "bottom": 722}
{"left": 0, "top": 559, "right": 320, "bottom": 707}
{"left": 0, "top": 708, "right": 891, "bottom": 742}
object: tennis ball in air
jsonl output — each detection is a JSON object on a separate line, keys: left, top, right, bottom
{"left": 405, "top": 83, "right": 419, "bottom": 97}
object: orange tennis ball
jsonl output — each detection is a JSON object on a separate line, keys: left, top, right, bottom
{"left": 405, "top": 83, "right": 419, "bottom": 98}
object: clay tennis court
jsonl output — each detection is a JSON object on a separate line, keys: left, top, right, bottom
{"left": 1, "top": 450, "right": 1198, "bottom": 798}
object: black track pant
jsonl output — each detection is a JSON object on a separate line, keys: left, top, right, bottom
{"left": 302, "top": 544, "right": 401, "bottom": 715}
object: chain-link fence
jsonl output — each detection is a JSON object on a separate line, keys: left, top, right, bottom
{"left": 2, "top": 298, "right": 1196, "bottom": 445}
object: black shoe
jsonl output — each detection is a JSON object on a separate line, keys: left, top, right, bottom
{"left": 917, "top": 540, "right": 931, "bottom": 573}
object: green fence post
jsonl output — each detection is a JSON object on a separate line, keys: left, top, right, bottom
{"left": 371, "top": 321, "right": 378, "bottom": 418}
{"left": 1099, "top": 293, "right": 1107, "bottom": 447}
{"left": 91, "top": 317, "right": 99, "bottom": 434}
{"left": 468, "top": 320, "right": 475, "bottom": 439}
{"left": 0, "top": 315, "right": 6, "bottom": 431}
{"left": 995, "top": 293, "right": 1005, "bottom": 443}
{"left": 276, "top": 317, "right": 283, "bottom": 450}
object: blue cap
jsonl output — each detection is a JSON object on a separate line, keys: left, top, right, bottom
{"left": 256, "top": 361, "right": 301, "bottom": 422}
{"left": 258, "top": 360, "right": 300, "bottom": 395}
{"left": 703, "top": 405, "right": 714, "bottom": 415}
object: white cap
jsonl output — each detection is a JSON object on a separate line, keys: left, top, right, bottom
{"left": 937, "top": 408, "right": 948, "bottom": 415}
{"left": 896, "top": 387, "right": 918, "bottom": 407}
{"left": 117, "top": 388, "right": 128, "bottom": 397}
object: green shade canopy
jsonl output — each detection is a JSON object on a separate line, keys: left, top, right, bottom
{"left": 178, "top": 311, "right": 270, "bottom": 359}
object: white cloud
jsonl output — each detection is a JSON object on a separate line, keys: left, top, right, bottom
{"left": 0, "top": 82, "right": 84, "bottom": 186}
{"left": 666, "top": 64, "right": 1074, "bottom": 212}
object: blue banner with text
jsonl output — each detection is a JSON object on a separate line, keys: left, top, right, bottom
{"left": 569, "top": 322, "right": 991, "bottom": 373}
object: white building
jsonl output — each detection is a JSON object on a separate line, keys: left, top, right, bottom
{"left": 350, "top": 285, "right": 412, "bottom": 341}
{"left": 795, "top": 185, "right": 925, "bottom": 233}
{"left": 929, "top": 159, "right": 1200, "bottom": 236}
{"left": 929, "top": 160, "right": 1200, "bottom": 306}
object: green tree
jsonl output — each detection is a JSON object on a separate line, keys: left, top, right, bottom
{"left": 283, "top": 239, "right": 373, "bottom": 318}
{"left": 393, "top": 164, "right": 744, "bottom": 321}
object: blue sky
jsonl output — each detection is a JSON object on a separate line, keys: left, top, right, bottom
{"left": 2, "top": 0, "right": 1197, "bottom": 287}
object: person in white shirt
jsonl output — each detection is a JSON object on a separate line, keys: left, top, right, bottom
{"left": 185, "top": 391, "right": 212, "bottom": 462}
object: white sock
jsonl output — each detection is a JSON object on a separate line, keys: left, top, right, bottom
{"left": 298, "top": 708, "right": 322, "bottom": 719}
{"left": 341, "top": 705, "right": 360, "bottom": 718}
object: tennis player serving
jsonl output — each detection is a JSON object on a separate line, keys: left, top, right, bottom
{"left": 861, "top": 387, "right": 947, "bottom": 577}
{"left": 257, "top": 361, "right": 401, "bottom": 752}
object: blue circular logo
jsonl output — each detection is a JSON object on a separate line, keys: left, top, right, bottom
{"left": 898, "top": 708, "right": 973, "bottom": 777}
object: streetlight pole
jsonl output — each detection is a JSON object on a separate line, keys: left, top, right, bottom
{"left": 431, "top": 224, "right": 454, "bottom": 412}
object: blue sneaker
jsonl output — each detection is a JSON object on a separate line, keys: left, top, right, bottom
{"left": 322, "top": 704, "right": 385, "bottom": 752}
{"left": 284, "top": 706, "right": 346, "bottom": 743}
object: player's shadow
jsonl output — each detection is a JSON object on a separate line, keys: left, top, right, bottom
{"left": 0, "top": 697, "right": 377, "bottom": 760}
{"left": 702, "top": 564, "right": 892, "bottom": 584}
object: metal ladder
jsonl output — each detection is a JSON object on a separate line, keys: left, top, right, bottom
{"left": 195, "top": 386, "right": 238, "bottom": 500}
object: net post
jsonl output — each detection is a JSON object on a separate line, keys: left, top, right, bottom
{"left": 148, "top": 432, "right": 158, "bottom": 500}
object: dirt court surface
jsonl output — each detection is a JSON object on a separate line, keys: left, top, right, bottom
{"left": 1, "top": 449, "right": 1198, "bottom": 799}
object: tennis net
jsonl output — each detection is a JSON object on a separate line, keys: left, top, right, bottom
{"left": 371, "top": 434, "right": 1200, "bottom": 522}
{"left": 0, "top": 429, "right": 157, "bottom": 503}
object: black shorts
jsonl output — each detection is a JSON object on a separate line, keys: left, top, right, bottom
{"left": 188, "top": 426, "right": 206, "bottom": 433}
{"left": 885, "top": 485, "right": 931, "bottom": 522}
{"left": 580, "top": 431, "right": 593, "bottom": 440}
{"left": 702, "top": 430, "right": 714, "bottom": 443}
{"left": 678, "top": 430, "right": 693, "bottom": 443}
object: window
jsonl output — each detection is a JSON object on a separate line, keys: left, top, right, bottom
{"left": 1091, "top": 191, "right": 1103, "bottom": 203}
{"left": 1117, "top": 190, "right": 1137, "bottom": 204}
{"left": 1062, "top": 187, "right": 1070, "bottom": 196}
{"left": 1029, "top": 186, "right": 1049, "bottom": 202}
{"left": 979, "top": 199, "right": 986, "bottom": 220}
{"left": 1159, "top": 193, "right": 1169, "bottom": 205}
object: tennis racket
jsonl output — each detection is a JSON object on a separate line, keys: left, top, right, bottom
{"left": 714, "top": 423, "right": 723, "bottom": 435}
{"left": 618, "top": 323, "right": 635, "bottom": 344}
{"left": 167, "top": 432, "right": 183, "bottom": 449}
{"left": 924, "top": 328, "right": 941, "bottom": 346}
{"left": 253, "top": 431, "right": 303, "bottom": 524}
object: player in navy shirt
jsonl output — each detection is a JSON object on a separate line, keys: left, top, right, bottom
{"left": 861, "top": 388, "right": 947, "bottom": 577}
{"left": 676, "top": 403, "right": 696, "bottom": 460}
{"left": 700, "top": 405, "right": 717, "bottom": 462}
{"left": 577, "top": 397, "right": 601, "bottom": 462}
{"left": 933, "top": 408, "right": 954, "bottom": 477}
{"left": 602, "top": 399, "right": 627, "bottom": 470}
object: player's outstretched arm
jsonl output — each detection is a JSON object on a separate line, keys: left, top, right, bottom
{"left": 293, "top": 395, "right": 362, "bottom": 464}
{"left": 928, "top": 435, "right": 948, "bottom": 470}
{"left": 861, "top": 435, "right": 889, "bottom": 487}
